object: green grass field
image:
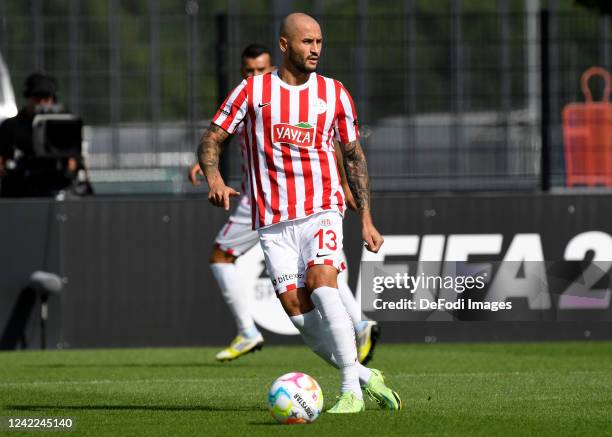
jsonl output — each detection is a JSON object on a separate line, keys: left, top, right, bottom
{"left": 1, "top": 342, "right": 611, "bottom": 436}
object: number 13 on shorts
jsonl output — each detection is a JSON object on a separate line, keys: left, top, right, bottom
{"left": 315, "top": 228, "right": 338, "bottom": 252}
{"left": 304, "top": 212, "right": 344, "bottom": 271}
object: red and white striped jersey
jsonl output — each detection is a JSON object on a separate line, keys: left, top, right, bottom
{"left": 212, "top": 70, "right": 359, "bottom": 229}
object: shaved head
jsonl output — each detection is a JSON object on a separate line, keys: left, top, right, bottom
{"left": 279, "top": 12, "right": 323, "bottom": 76}
{"left": 280, "top": 12, "right": 321, "bottom": 40}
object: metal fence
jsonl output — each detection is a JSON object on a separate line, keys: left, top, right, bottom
{"left": 0, "top": 1, "right": 610, "bottom": 193}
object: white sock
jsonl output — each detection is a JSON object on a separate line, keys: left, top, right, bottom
{"left": 358, "top": 364, "right": 373, "bottom": 383}
{"left": 290, "top": 310, "right": 374, "bottom": 386}
{"left": 210, "top": 263, "right": 257, "bottom": 336}
{"left": 337, "top": 272, "right": 364, "bottom": 327}
{"left": 311, "top": 286, "right": 362, "bottom": 399}
{"left": 290, "top": 311, "right": 338, "bottom": 368}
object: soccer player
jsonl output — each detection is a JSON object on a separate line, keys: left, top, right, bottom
{"left": 191, "top": 44, "right": 380, "bottom": 364}
{"left": 198, "top": 14, "right": 401, "bottom": 413}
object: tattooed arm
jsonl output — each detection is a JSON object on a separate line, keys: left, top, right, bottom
{"left": 341, "top": 140, "right": 370, "bottom": 214}
{"left": 340, "top": 139, "right": 384, "bottom": 253}
{"left": 197, "top": 124, "right": 239, "bottom": 210}
{"left": 334, "top": 141, "right": 357, "bottom": 210}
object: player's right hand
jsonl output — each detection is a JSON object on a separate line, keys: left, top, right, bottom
{"left": 188, "top": 163, "right": 203, "bottom": 185}
{"left": 208, "top": 180, "right": 240, "bottom": 211}
{"left": 362, "top": 221, "right": 384, "bottom": 253}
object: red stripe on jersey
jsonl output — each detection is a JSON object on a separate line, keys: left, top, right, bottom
{"left": 331, "top": 151, "right": 345, "bottom": 214}
{"left": 285, "top": 283, "right": 297, "bottom": 292}
{"left": 324, "top": 119, "right": 338, "bottom": 209}
{"left": 334, "top": 80, "right": 349, "bottom": 144}
{"left": 335, "top": 190, "right": 345, "bottom": 213}
{"left": 344, "top": 83, "right": 359, "bottom": 139}
{"left": 316, "top": 75, "right": 332, "bottom": 210}
{"left": 220, "top": 86, "right": 247, "bottom": 132}
{"left": 299, "top": 88, "right": 315, "bottom": 215}
{"left": 326, "top": 88, "right": 344, "bottom": 212}
{"left": 246, "top": 78, "right": 266, "bottom": 228}
{"left": 327, "top": 122, "right": 344, "bottom": 213}
{"left": 245, "top": 82, "right": 256, "bottom": 227}
{"left": 262, "top": 73, "right": 281, "bottom": 224}
{"left": 280, "top": 87, "right": 297, "bottom": 220}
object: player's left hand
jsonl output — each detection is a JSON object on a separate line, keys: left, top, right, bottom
{"left": 188, "top": 163, "right": 204, "bottom": 185}
{"left": 208, "top": 180, "right": 240, "bottom": 211}
{"left": 362, "top": 221, "right": 384, "bottom": 253}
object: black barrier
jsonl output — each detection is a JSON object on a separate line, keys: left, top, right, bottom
{"left": 1, "top": 193, "right": 612, "bottom": 349}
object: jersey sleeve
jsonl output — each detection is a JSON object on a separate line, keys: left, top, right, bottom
{"left": 333, "top": 82, "right": 359, "bottom": 144}
{"left": 211, "top": 79, "right": 249, "bottom": 134}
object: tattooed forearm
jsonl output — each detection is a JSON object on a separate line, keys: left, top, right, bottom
{"left": 342, "top": 140, "right": 370, "bottom": 214}
{"left": 197, "top": 124, "right": 230, "bottom": 184}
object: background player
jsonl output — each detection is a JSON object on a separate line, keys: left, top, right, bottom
{"left": 198, "top": 13, "right": 400, "bottom": 413}
{"left": 189, "top": 44, "right": 379, "bottom": 363}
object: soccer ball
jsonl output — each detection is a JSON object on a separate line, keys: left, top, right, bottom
{"left": 267, "top": 372, "right": 324, "bottom": 424}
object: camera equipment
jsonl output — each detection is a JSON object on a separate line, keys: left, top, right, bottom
{"left": 32, "top": 110, "right": 83, "bottom": 158}
{"left": 1, "top": 106, "right": 88, "bottom": 197}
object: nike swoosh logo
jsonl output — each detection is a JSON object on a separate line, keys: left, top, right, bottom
{"left": 316, "top": 253, "right": 332, "bottom": 258}
{"left": 258, "top": 102, "right": 270, "bottom": 108}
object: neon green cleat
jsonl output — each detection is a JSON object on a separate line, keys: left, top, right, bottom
{"left": 326, "top": 392, "right": 365, "bottom": 414}
{"left": 363, "top": 369, "right": 403, "bottom": 410}
{"left": 357, "top": 321, "right": 380, "bottom": 365}
{"left": 215, "top": 334, "right": 264, "bottom": 362}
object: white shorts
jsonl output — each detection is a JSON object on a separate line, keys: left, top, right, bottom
{"left": 258, "top": 211, "right": 346, "bottom": 295}
{"left": 215, "top": 196, "right": 259, "bottom": 257}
